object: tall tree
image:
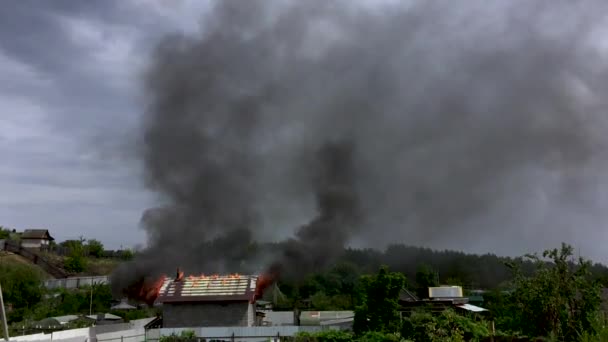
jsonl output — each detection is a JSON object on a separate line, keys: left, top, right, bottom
{"left": 353, "top": 266, "right": 406, "bottom": 335}
{"left": 507, "top": 243, "right": 601, "bottom": 340}
{"left": 415, "top": 263, "right": 439, "bottom": 299}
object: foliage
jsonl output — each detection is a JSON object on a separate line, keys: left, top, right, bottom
{"left": 353, "top": 266, "right": 406, "bottom": 335}
{"left": 59, "top": 239, "right": 84, "bottom": 254}
{"left": 86, "top": 239, "right": 104, "bottom": 258}
{"left": 64, "top": 254, "right": 87, "bottom": 273}
{"left": 578, "top": 312, "right": 608, "bottom": 342}
{"left": 0, "top": 263, "right": 44, "bottom": 323}
{"left": 0, "top": 227, "right": 10, "bottom": 239}
{"left": 121, "top": 249, "right": 134, "bottom": 261}
{"left": 415, "top": 264, "right": 439, "bottom": 299}
{"left": 402, "top": 309, "right": 490, "bottom": 342}
{"left": 294, "top": 330, "right": 353, "bottom": 342}
{"left": 293, "top": 330, "right": 406, "bottom": 342}
{"left": 159, "top": 330, "right": 197, "bottom": 342}
{"left": 505, "top": 243, "right": 601, "bottom": 340}
{"left": 63, "top": 239, "right": 88, "bottom": 273}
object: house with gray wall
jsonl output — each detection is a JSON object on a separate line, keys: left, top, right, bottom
{"left": 155, "top": 274, "right": 258, "bottom": 328}
{"left": 21, "top": 229, "right": 54, "bottom": 250}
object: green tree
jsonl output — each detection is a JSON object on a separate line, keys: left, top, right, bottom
{"left": 506, "top": 243, "right": 601, "bottom": 340}
{"left": 63, "top": 239, "right": 88, "bottom": 273}
{"left": 402, "top": 309, "right": 489, "bottom": 342}
{"left": 415, "top": 264, "right": 439, "bottom": 299}
{"left": 0, "top": 263, "right": 44, "bottom": 323}
{"left": 86, "top": 239, "right": 104, "bottom": 258}
{"left": 121, "top": 249, "right": 134, "bottom": 261}
{"left": 0, "top": 226, "right": 10, "bottom": 239}
{"left": 353, "top": 266, "right": 406, "bottom": 335}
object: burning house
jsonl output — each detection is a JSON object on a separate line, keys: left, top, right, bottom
{"left": 155, "top": 272, "right": 259, "bottom": 328}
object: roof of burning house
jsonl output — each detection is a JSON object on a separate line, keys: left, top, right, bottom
{"left": 155, "top": 274, "right": 258, "bottom": 304}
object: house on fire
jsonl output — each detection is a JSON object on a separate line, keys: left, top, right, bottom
{"left": 155, "top": 273, "right": 259, "bottom": 328}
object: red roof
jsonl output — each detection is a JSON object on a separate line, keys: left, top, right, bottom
{"left": 155, "top": 274, "right": 258, "bottom": 304}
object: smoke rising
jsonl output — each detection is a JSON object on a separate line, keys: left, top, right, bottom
{"left": 112, "top": 0, "right": 608, "bottom": 295}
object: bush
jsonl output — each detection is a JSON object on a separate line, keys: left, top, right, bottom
{"left": 402, "top": 309, "right": 490, "bottom": 342}
{"left": 86, "top": 239, "right": 104, "bottom": 258}
{"left": 159, "top": 330, "right": 197, "bottom": 342}
{"left": 293, "top": 330, "right": 353, "bottom": 342}
{"left": 0, "top": 263, "right": 44, "bottom": 322}
{"left": 64, "top": 254, "right": 87, "bottom": 273}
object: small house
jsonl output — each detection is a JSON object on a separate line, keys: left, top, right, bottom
{"left": 21, "top": 229, "right": 54, "bottom": 250}
{"left": 155, "top": 273, "right": 259, "bottom": 328}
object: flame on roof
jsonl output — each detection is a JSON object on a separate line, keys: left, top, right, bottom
{"left": 155, "top": 274, "right": 258, "bottom": 304}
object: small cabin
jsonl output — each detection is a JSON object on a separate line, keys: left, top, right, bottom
{"left": 21, "top": 229, "right": 54, "bottom": 250}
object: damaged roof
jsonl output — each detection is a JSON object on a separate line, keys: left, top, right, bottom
{"left": 156, "top": 274, "right": 258, "bottom": 304}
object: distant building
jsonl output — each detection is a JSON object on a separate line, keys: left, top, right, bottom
{"left": 399, "top": 286, "right": 489, "bottom": 316}
{"left": 21, "top": 229, "right": 54, "bottom": 250}
{"left": 299, "top": 311, "right": 354, "bottom": 331}
{"left": 86, "top": 313, "right": 124, "bottom": 325}
{"left": 155, "top": 273, "right": 258, "bottom": 328}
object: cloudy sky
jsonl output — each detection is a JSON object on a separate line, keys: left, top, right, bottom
{"left": 0, "top": 0, "right": 212, "bottom": 248}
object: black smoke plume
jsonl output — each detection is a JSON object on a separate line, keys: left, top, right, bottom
{"left": 112, "top": 0, "right": 608, "bottom": 297}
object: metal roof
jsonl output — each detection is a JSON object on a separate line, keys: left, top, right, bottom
{"left": 51, "top": 315, "right": 79, "bottom": 324}
{"left": 86, "top": 313, "right": 122, "bottom": 320}
{"left": 156, "top": 274, "right": 258, "bottom": 303}
{"left": 456, "top": 304, "right": 488, "bottom": 312}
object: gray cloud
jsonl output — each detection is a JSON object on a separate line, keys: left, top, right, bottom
{"left": 3, "top": 0, "right": 608, "bottom": 265}
{"left": 132, "top": 0, "right": 608, "bottom": 267}
{"left": 0, "top": 0, "right": 208, "bottom": 247}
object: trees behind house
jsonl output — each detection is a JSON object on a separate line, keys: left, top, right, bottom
{"left": 86, "top": 239, "right": 104, "bottom": 258}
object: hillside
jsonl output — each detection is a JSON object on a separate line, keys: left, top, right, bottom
{"left": 0, "top": 251, "right": 53, "bottom": 279}
{"left": 39, "top": 252, "right": 122, "bottom": 276}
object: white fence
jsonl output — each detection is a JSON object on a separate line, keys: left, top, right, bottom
{"left": 147, "top": 326, "right": 323, "bottom": 342}
{"left": 44, "top": 276, "right": 110, "bottom": 289}
{"left": 9, "top": 325, "right": 322, "bottom": 342}
{"left": 7, "top": 319, "right": 153, "bottom": 342}
{"left": 96, "top": 329, "right": 145, "bottom": 342}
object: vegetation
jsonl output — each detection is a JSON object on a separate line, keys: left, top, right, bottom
{"left": 86, "top": 239, "right": 104, "bottom": 258}
{"left": 2, "top": 236, "right": 608, "bottom": 341}
{"left": 0, "top": 262, "right": 45, "bottom": 323}
{"left": 354, "top": 266, "right": 407, "bottom": 335}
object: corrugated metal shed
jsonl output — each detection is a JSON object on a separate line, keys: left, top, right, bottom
{"left": 156, "top": 274, "right": 258, "bottom": 303}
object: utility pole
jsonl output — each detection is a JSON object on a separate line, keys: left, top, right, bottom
{"left": 89, "top": 281, "right": 94, "bottom": 316}
{"left": 0, "top": 282, "right": 9, "bottom": 341}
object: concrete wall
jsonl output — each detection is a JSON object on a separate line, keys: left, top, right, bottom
{"left": 163, "top": 301, "right": 253, "bottom": 328}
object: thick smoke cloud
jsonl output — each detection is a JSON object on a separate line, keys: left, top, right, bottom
{"left": 112, "top": 0, "right": 608, "bottom": 294}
